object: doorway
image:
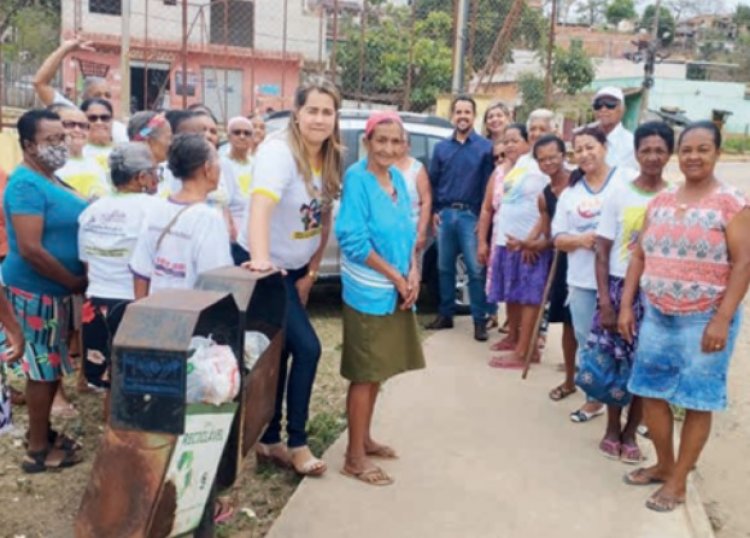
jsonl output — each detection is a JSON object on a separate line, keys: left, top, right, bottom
{"left": 130, "top": 63, "right": 170, "bottom": 113}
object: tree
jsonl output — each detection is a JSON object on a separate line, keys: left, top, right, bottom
{"left": 640, "top": 5, "right": 676, "bottom": 46}
{"left": 515, "top": 73, "right": 546, "bottom": 123}
{"left": 552, "top": 40, "right": 595, "bottom": 95}
{"left": 575, "top": 0, "right": 607, "bottom": 26}
{"left": 605, "top": 0, "right": 637, "bottom": 25}
{"left": 337, "top": 7, "right": 452, "bottom": 111}
{"left": 735, "top": 4, "right": 750, "bottom": 31}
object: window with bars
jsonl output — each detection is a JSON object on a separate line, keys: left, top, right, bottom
{"left": 89, "top": 0, "right": 121, "bottom": 15}
{"left": 210, "top": 0, "right": 254, "bottom": 48}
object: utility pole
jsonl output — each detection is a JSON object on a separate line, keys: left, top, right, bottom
{"left": 451, "top": 0, "right": 470, "bottom": 94}
{"left": 638, "top": 0, "right": 661, "bottom": 122}
{"left": 181, "top": 0, "right": 188, "bottom": 108}
{"left": 544, "top": 0, "right": 557, "bottom": 107}
{"left": 120, "top": 0, "right": 131, "bottom": 117}
{"left": 330, "top": 0, "right": 339, "bottom": 78}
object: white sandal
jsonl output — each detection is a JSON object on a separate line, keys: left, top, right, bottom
{"left": 290, "top": 446, "right": 327, "bottom": 477}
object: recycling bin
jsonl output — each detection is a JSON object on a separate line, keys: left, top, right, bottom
{"left": 75, "top": 289, "right": 241, "bottom": 538}
{"left": 195, "top": 267, "right": 286, "bottom": 487}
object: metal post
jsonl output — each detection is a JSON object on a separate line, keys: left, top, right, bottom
{"left": 330, "top": 0, "right": 339, "bottom": 77}
{"left": 181, "top": 0, "right": 188, "bottom": 108}
{"left": 318, "top": 6, "right": 324, "bottom": 68}
{"left": 544, "top": 0, "right": 557, "bottom": 107}
{"left": 451, "top": 0, "right": 470, "bottom": 94}
{"left": 403, "top": 0, "right": 417, "bottom": 111}
{"left": 120, "top": 0, "right": 132, "bottom": 117}
{"left": 638, "top": 0, "right": 661, "bottom": 122}
{"left": 281, "top": 0, "right": 288, "bottom": 102}
{"left": 356, "top": 0, "right": 367, "bottom": 108}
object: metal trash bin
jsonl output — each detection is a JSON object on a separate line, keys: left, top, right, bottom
{"left": 75, "top": 289, "right": 241, "bottom": 538}
{"left": 195, "top": 267, "right": 286, "bottom": 487}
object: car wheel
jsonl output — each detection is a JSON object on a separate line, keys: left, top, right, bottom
{"left": 454, "top": 255, "right": 471, "bottom": 316}
{"left": 420, "top": 243, "right": 471, "bottom": 316}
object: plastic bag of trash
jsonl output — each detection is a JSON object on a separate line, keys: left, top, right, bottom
{"left": 244, "top": 331, "right": 271, "bottom": 370}
{"left": 186, "top": 336, "right": 240, "bottom": 405}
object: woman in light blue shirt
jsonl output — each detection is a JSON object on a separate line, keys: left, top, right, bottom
{"left": 335, "top": 111, "right": 425, "bottom": 487}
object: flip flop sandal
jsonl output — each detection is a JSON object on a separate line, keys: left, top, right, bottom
{"left": 599, "top": 438, "right": 622, "bottom": 460}
{"left": 620, "top": 443, "right": 644, "bottom": 465}
{"left": 366, "top": 444, "right": 398, "bottom": 460}
{"left": 570, "top": 407, "right": 605, "bottom": 423}
{"left": 213, "top": 496, "right": 235, "bottom": 524}
{"left": 255, "top": 442, "right": 292, "bottom": 469}
{"left": 290, "top": 447, "right": 327, "bottom": 477}
{"left": 645, "top": 492, "right": 685, "bottom": 513}
{"left": 549, "top": 385, "right": 577, "bottom": 401}
{"left": 21, "top": 447, "right": 82, "bottom": 474}
{"left": 490, "top": 338, "right": 517, "bottom": 352}
{"left": 623, "top": 468, "right": 666, "bottom": 486}
{"left": 488, "top": 356, "right": 525, "bottom": 369}
{"left": 340, "top": 466, "right": 394, "bottom": 487}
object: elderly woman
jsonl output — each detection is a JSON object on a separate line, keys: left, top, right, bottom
{"left": 619, "top": 121, "right": 750, "bottom": 512}
{"left": 81, "top": 98, "right": 115, "bottom": 172}
{"left": 552, "top": 126, "right": 637, "bottom": 423}
{"left": 78, "top": 143, "right": 160, "bottom": 389}
{"left": 130, "top": 133, "right": 233, "bottom": 297}
{"left": 335, "top": 111, "right": 425, "bottom": 486}
{"left": 482, "top": 102, "right": 511, "bottom": 143}
{"left": 221, "top": 116, "right": 255, "bottom": 197}
{"left": 4, "top": 109, "right": 87, "bottom": 472}
{"left": 51, "top": 104, "right": 110, "bottom": 200}
{"left": 576, "top": 122, "right": 672, "bottom": 463}
{"left": 487, "top": 123, "right": 550, "bottom": 369}
{"left": 527, "top": 109, "right": 556, "bottom": 147}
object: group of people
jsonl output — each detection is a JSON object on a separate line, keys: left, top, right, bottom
{"left": 426, "top": 87, "right": 749, "bottom": 512}
{"left": 0, "top": 37, "right": 747, "bottom": 516}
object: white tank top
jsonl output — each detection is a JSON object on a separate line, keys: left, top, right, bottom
{"left": 398, "top": 157, "right": 422, "bottom": 226}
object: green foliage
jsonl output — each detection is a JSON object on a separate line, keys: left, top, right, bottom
{"left": 552, "top": 40, "right": 595, "bottom": 95}
{"left": 576, "top": 0, "right": 607, "bottom": 26}
{"left": 515, "top": 73, "right": 546, "bottom": 123}
{"left": 640, "top": 5, "right": 676, "bottom": 46}
{"left": 338, "top": 6, "right": 453, "bottom": 111}
{"left": 735, "top": 4, "right": 750, "bottom": 30}
{"left": 605, "top": 0, "right": 637, "bottom": 25}
{"left": 1, "top": 1, "right": 60, "bottom": 65}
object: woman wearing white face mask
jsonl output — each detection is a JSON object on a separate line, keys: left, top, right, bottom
{"left": 3, "top": 109, "right": 88, "bottom": 473}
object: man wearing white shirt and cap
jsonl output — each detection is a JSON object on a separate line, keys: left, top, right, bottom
{"left": 592, "top": 86, "right": 639, "bottom": 172}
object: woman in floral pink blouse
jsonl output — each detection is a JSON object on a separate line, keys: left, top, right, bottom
{"left": 618, "top": 121, "right": 750, "bottom": 512}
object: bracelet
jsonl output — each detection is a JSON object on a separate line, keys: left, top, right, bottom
{"left": 308, "top": 269, "right": 319, "bottom": 282}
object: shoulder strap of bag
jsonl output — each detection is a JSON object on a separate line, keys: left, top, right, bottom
{"left": 155, "top": 203, "right": 197, "bottom": 252}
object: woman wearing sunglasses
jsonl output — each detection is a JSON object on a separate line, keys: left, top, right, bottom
{"left": 81, "top": 98, "right": 115, "bottom": 173}
{"left": 50, "top": 104, "right": 110, "bottom": 201}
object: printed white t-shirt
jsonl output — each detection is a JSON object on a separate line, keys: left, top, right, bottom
{"left": 78, "top": 193, "right": 160, "bottom": 300}
{"left": 221, "top": 154, "right": 253, "bottom": 197}
{"left": 238, "top": 137, "right": 323, "bottom": 270}
{"left": 496, "top": 156, "right": 548, "bottom": 246}
{"left": 58, "top": 156, "right": 111, "bottom": 200}
{"left": 551, "top": 166, "right": 637, "bottom": 289}
{"left": 129, "top": 198, "right": 233, "bottom": 293}
{"left": 596, "top": 179, "right": 663, "bottom": 279}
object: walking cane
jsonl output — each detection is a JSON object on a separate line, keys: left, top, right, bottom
{"left": 522, "top": 250, "right": 559, "bottom": 380}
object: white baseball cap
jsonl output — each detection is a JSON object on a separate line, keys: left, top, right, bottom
{"left": 594, "top": 86, "right": 624, "bottom": 102}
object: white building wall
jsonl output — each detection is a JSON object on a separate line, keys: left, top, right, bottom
{"left": 255, "top": 0, "right": 327, "bottom": 61}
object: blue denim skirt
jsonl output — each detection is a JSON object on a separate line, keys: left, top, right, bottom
{"left": 628, "top": 301, "right": 742, "bottom": 412}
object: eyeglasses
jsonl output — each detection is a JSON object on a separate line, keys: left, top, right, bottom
{"left": 593, "top": 100, "right": 618, "bottom": 111}
{"left": 87, "top": 114, "right": 112, "bottom": 123}
{"left": 231, "top": 129, "right": 253, "bottom": 137}
{"left": 62, "top": 120, "right": 90, "bottom": 131}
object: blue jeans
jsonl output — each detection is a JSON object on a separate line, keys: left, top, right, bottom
{"left": 260, "top": 267, "right": 322, "bottom": 448}
{"left": 568, "top": 285, "right": 598, "bottom": 404}
{"left": 437, "top": 207, "right": 489, "bottom": 323}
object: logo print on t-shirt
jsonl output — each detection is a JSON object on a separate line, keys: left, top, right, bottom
{"left": 294, "top": 198, "right": 323, "bottom": 240}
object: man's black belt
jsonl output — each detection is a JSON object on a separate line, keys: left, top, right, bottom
{"left": 448, "top": 202, "right": 472, "bottom": 211}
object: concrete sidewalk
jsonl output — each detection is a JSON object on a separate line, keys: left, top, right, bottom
{"left": 266, "top": 318, "right": 712, "bottom": 538}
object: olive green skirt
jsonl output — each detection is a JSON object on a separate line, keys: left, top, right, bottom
{"left": 341, "top": 304, "right": 425, "bottom": 383}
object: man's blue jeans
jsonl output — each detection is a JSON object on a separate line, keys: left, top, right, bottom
{"left": 437, "top": 207, "right": 489, "bottom": 324}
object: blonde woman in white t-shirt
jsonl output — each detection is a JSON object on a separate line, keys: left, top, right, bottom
{"left": 241, "top": 77, "right": 342, "bottom": 477}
